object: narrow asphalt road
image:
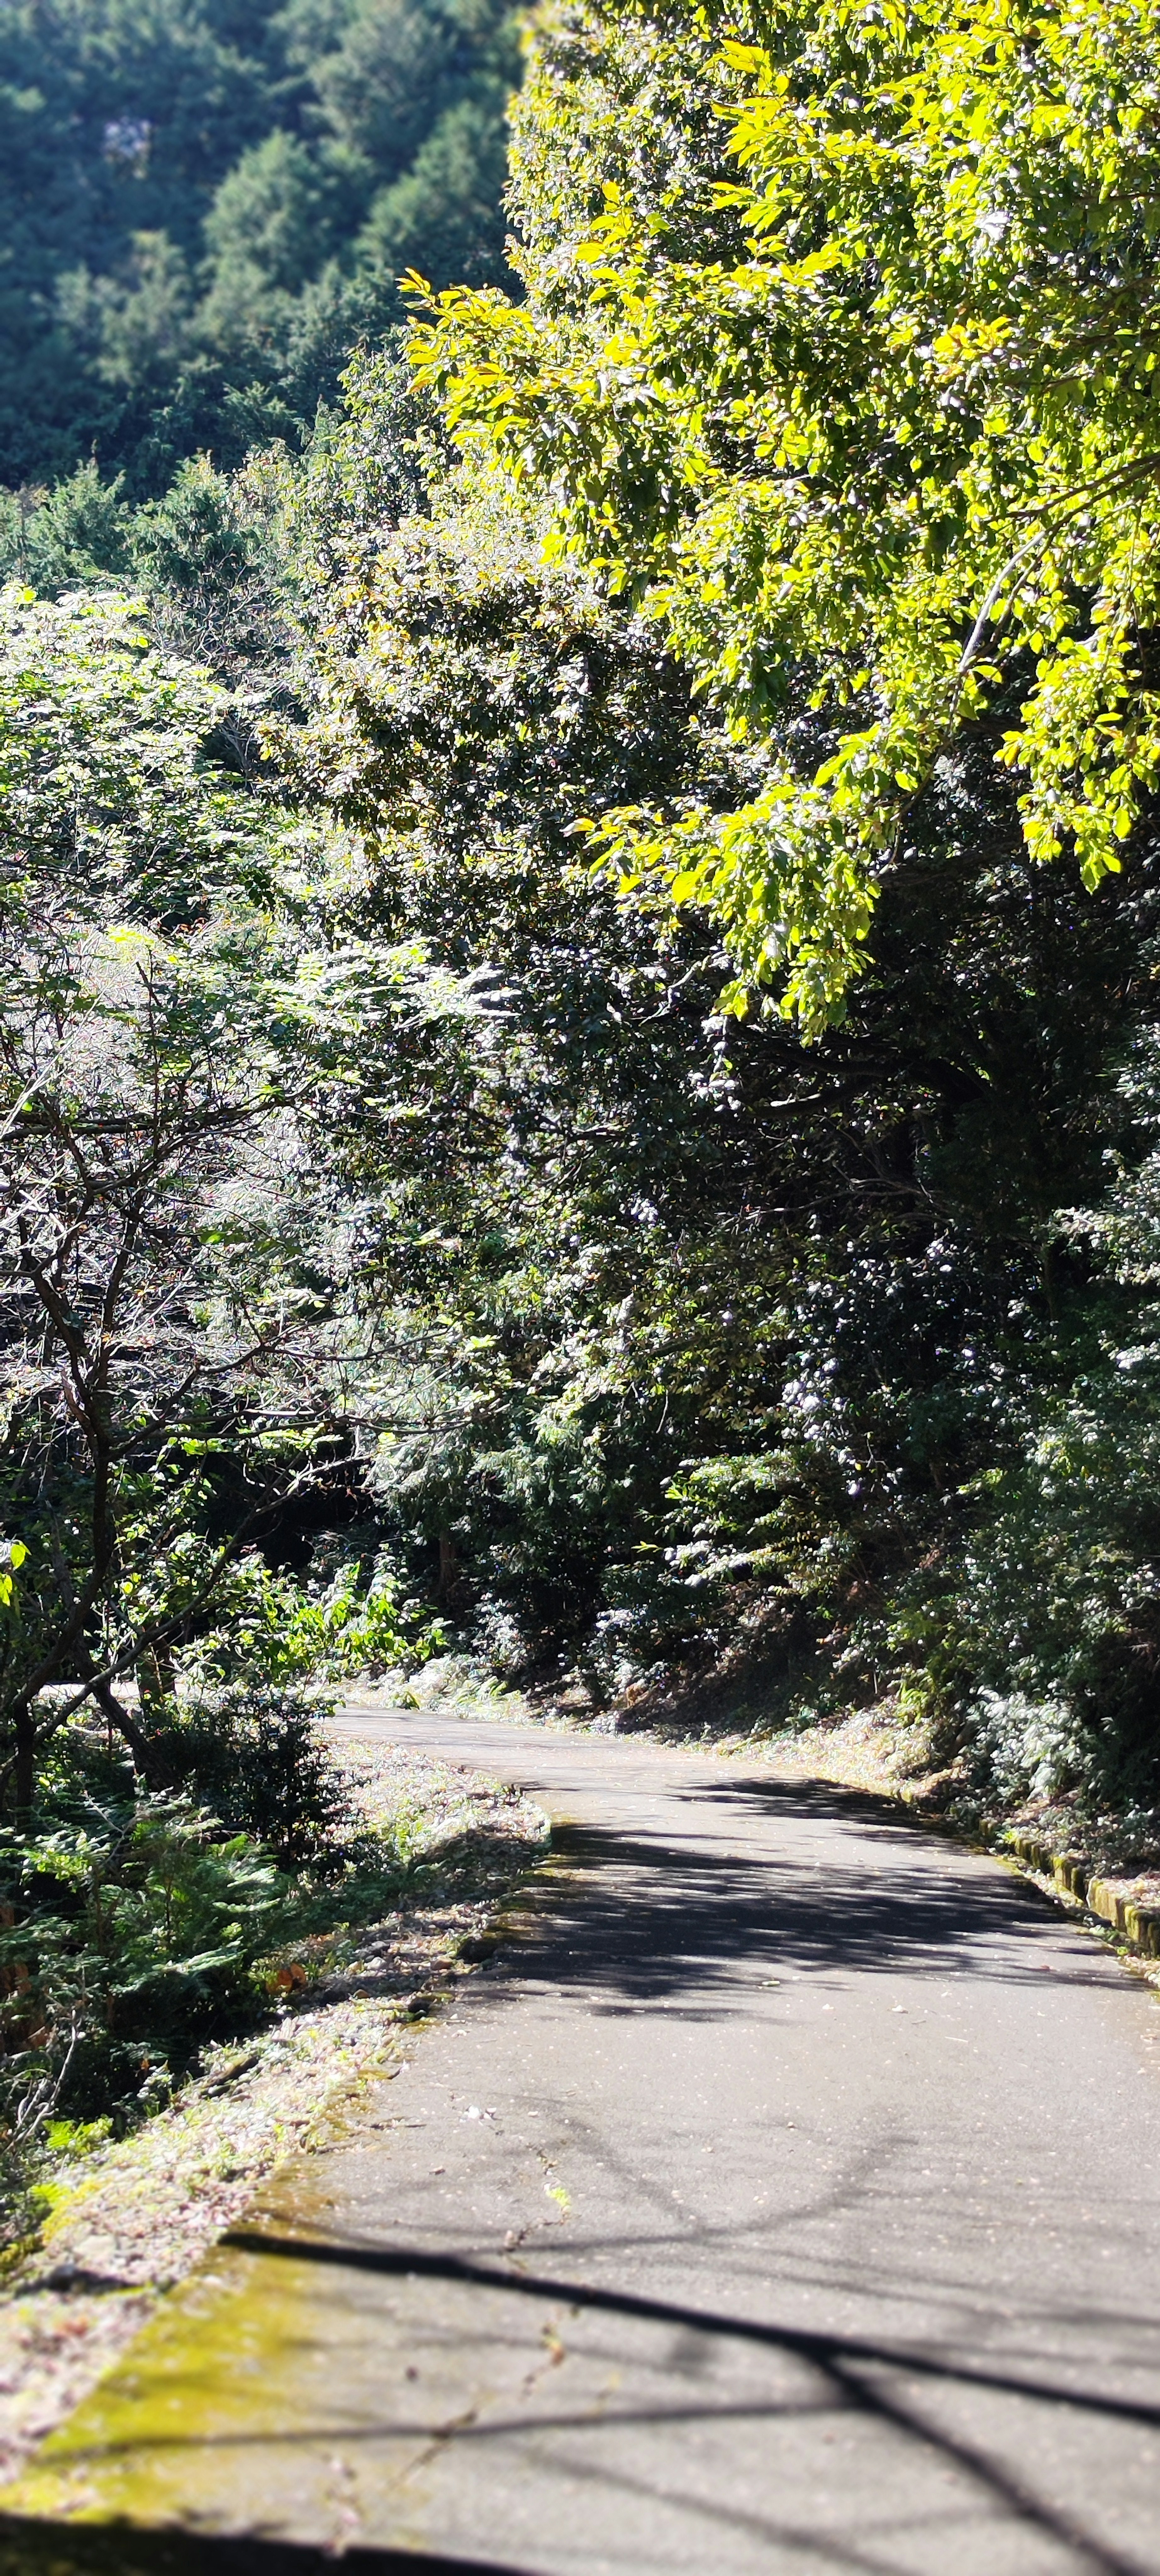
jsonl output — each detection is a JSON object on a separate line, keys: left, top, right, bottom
{"left": 10, "top": 1709, "right": 1160, "bottom": 2575}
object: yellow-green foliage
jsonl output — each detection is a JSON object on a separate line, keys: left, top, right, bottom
{"left": 413, "top": 0, "right": 1160, "bottom": 1027}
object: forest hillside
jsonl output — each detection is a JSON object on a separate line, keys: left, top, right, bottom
{"left": 0, "top": 0, "right": 516, "bottom": 491}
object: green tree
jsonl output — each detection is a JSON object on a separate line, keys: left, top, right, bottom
{"left": 255, "top": 374, "right": 1160, "bottom": 1730}
{"left": 0, "top": 586, "right": 469, "bottom": 1818}
{"left": 414, "top": 0, "right": 1160, "bottom": 1028}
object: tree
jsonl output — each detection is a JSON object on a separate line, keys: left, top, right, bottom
{"left": 23, "top": 291, "right": 1152, "bottom": 1818}
{"left": 249, "top": 375, "right": 1155, "bottom": 1728}
{"left": 413, "top": 0, "right": 1160, "bottom": 1028}
{"left": 0, "top": 586, "right": 468, "bottom": 1820}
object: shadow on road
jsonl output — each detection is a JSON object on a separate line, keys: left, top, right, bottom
{"left": 511, "top": 1777, "right": 1093, "bottom": 2007}
{"left": 42, "top": 2231, "right": 1148, "bottom": 2576}
{"left": 0, "top": 2523, "right": 529, "bottom": 2575}
{"left": 5, "top": 1770, "right": 1137, "bottom": 2576}
{"left": 212, "top": 2229, "right": 1160, "bottom": 2436}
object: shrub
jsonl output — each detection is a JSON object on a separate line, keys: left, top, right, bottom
{"left": 154, "top": 1686, "right": 351, "bottom": 1867}
{"left": 0, "top": 1791, "right": 284, "bottom": 2160}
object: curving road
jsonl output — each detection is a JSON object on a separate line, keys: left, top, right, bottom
{"left": 9, "top": 1708, "right": 1160, "bottom": 2574}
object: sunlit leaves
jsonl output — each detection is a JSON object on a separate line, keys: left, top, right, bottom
{"left": 410, "top": 0, "right": 1160, "bottom": 1028}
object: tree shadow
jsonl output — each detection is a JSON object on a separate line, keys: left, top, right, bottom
{"left": 0, "top": 2522, "right": 529, "bottom": 2576}
{"left": 503, "top": 1775, "right": 1101, "bottom": 2007}
{"left": 4, "top": 1772, "right": 1136, "bottom": 2576}
{"left": 39, "top": 2232, "right": 1155, "bottom": 2576}
{"left": 215, "top": 2229, "right": 1160, "bottom": 2436}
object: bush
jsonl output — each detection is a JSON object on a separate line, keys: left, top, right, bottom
{"left": 0, "top": 1788, "right": 285, "bottom": 2169}
{"left": 0, "top": 1702, "right": 368, "bottom": 2221}
{"left": 153, "top": 1686, "right": 351, "bottom": 1867}
{"left": 888, "top": 1280, "right": 1160, "bottom": 1814}
{"left": 180, "top": 1547, "right": 427, "bottom": 1700}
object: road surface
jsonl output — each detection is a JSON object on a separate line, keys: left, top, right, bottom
{"left": 7, "top": 1707, "right": 1160, "bottom": 2574}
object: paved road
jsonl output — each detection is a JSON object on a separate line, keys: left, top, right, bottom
{"left": 9, "top": 1710, "right": 1160, "bottom": 2574}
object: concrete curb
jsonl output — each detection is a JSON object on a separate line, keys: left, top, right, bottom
{"left": 1001, "top": 1829, "right": 1160, "bottom": 1959}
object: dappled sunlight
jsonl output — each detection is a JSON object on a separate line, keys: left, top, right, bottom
{"left": 495, "top": 1784, "right": 1099, "bottom": 2008}
{"left": 7, "top": 1718, "right": 1159, "bottom": 2572}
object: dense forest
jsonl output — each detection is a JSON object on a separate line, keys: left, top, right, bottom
{"left": 0, "top": 0, "right": 516, "bottom": 490}
{"left": 6, "top": 0, "right": 1160, "bottom": 2177}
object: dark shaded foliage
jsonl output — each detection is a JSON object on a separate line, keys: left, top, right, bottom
{"left": 0, "top": 0, "right": 517, "bottom": 491}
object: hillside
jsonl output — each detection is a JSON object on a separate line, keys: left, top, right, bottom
{"left": 0, "top": 0, "right": 516, "bottom": 491}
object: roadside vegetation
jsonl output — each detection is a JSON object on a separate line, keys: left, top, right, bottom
{"left": 0, "top": 1737, "right": 546, "bottom": 2473}
{"left": 6, "top": 0, "right": 1160, "bottom": 2210}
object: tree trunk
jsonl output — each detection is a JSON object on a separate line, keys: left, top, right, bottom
{"left": 12, "top": 1700, "right": 35, "bottom": 1831}
{"left": 90, "top": 1677, "right": 172, "bottom": 1791}
{"left": 437, "top": 1532, "right": 462, "bottom": 1606}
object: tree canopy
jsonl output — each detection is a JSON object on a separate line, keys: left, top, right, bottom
{"left": 414, "top": 0, "right": 1160, "bottom": 1028}
{"left": 8, "top": 0, "right": 1160, "bottom": 2166}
